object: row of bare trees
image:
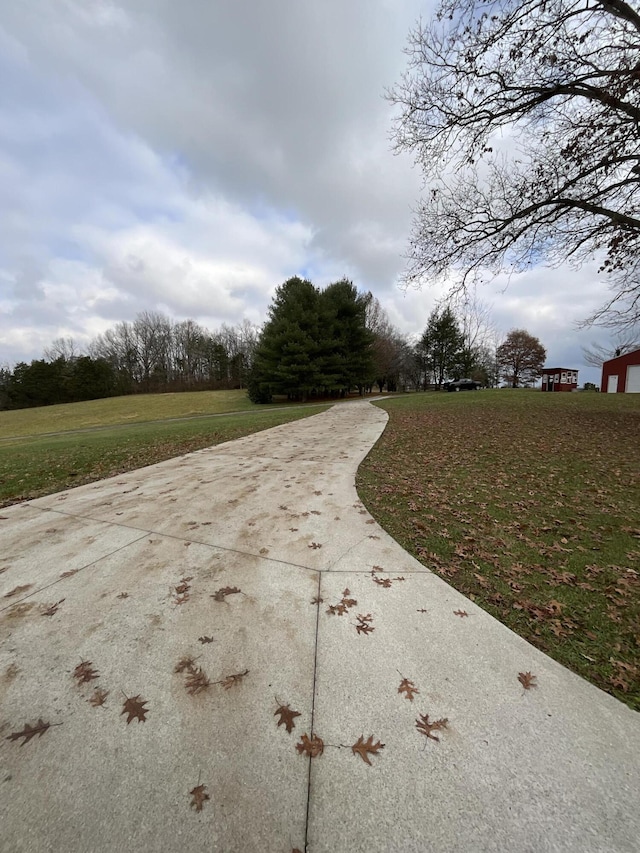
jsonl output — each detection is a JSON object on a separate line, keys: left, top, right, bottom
{"left": 45, "top": 314, "right": 260, "bottom": 394}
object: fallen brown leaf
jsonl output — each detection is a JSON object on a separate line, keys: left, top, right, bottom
{"left": 518, "top": 671, "right": 537, "bottom": 690}
{"left": 185, "top": 667, "right": 211, "bottom": 695}
{"left": 73, "top": 660, "right": 99, "bottom": 684}
{"left": 355, "top": 614, "right": 375, "bottom": 635}
{"left": 211, "top": 586, "right": 242, "bottom": 602}
{"left": 7, "top": 718, "right": 59, "bottom": 745}
{"left": 296, "top": 733, "right": 324, "bottom": 757}
{"left": 121, "top": 695, "right": 149, "bottom": 723}
{"left": 274, "top": 703, "right": 301, "bottom": 733}
{"left": 42, "top": 599, "right": 65, "bottom": 616}
{"left": 218, "top": 669, "right": 249, "bottom": 690}
{"left": 190, "top": 784, "right": 210, "bottom": 811}
{"left": 4, "top": 584, "right": 32, "bottom": 598}
{"left": 398, "top": 678, "right": 419, "bottom": 702}
{"left": 351, "top": 734, "right": 385, "bottom": 765}
{"left": 89, "top": 688, "right": 109, "bottom": 707}
{"left": 415, "top": 714, "right": 448, "bottom": 741}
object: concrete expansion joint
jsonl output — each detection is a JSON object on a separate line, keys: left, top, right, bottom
{"left": 0, "top": 530, "right": 149, "bottom": 613}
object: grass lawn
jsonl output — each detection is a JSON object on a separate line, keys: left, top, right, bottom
{"left": 0, "top": 404, "right": 329, "bottom": 507}
{"left": 0, "top": 389, "right": 268, "bottom": 439}
{"left": 357, "top": 390, "right": 640, "bottom": 711}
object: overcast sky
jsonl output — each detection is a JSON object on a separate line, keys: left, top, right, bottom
{"left": 0, "top": 0, "right": 619, "bottom": 384}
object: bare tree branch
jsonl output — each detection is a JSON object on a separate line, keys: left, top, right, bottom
{"left": 389, "top": 0, "right": 640, "bottom": 329}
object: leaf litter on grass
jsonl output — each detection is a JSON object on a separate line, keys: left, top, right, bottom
{"left": 357, "top": 392, "right": 640, "bottom": 710}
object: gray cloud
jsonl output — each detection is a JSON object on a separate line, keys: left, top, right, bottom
{"left": 0, "top": 0, "right": 623, "bottom": 385}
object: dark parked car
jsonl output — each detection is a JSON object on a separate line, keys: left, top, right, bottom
{"left": 444, "top": 378, "right": 481, "bottom": 391}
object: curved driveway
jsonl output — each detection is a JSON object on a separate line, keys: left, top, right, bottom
{"left": 1, "top": 401, "right": 638, "bottom": 852}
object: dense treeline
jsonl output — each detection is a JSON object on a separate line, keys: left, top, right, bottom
{"left": 0, "top": 357, "right": 117, "bottom": 410}
{"left": 247, "top": 277, "right": 506, "bottom": 402}
{"left": 1, "top": 276, "right": 530, "bottom": 411}
{"left": 0, "top": 314, "right": 259, "bottom": 410}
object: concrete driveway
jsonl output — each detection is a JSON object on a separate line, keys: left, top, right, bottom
{"left": 1, "top": 401, "right": 638, "bottom": 852}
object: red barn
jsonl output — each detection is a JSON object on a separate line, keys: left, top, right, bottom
{"left": 601, "top": 347, "right": 640, "bottom": 393}
{"left": 541, "top": 368, "right": 579, "bottom": 392}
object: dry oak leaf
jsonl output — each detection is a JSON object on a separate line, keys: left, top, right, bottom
{"left": 175, "top": 656, "right": 197, "bottom": 674}
{"left": 416, "top": 714, "right": 448, "bottom": 742}
{"left": 518, "top": 672, "right": 538, "bottom": 690}
{"left": 212, "top": 586, "right": 242, "bottom": 602}
{"left": 373, "top": 577, "right": 392, "bottom": 588}
{"left": 73, "top": 660, "right": 99, "bottom": 684}
{"left": 453, "top": 610, "right": 469, "bottom": 618}
{"left": 42, "top": 599, "right": 65, "bottom": 616}
{"left": 89, "top": 688, "right": 109, "bottom": 707}
{"left": 219, "top": 669, "right": 249, "bottom": 690}
{"left": 326, "top": 588, "right": 357, "bottom": 616}
{"left": 355, "top": 614, "right": 375, "bottom": 635}
{"left": 296, "top": 733, "right": 324, "bottom": 757}
{"left": 398, "top": 678, "right": 419, "bottom": 702}
{"left": 190, "top": 784, "right": 210, "bottom": 811}
{"left": 7, "top": 718, "right": 58, "bottom": 745}
{"left": 275, "top": 703, "right": 301, "bottom": 734}
{"left": 121, "top": 695, "right": 149, "bottom": 724}
{"left": 59, "top": 569, "right": 79, "bottom": 579}
{"left": 351, "top": 735, "right": 385, "bottom": 766}
{"left": 4, "top": 584, "right": 32, "bottom": 598}
{"left": 185, "top": 668, "right": 211, "bottom": 695}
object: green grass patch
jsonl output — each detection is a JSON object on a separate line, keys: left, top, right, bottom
{"left": 357, "top": 390, "right": 640, "bottom": 711}
{"left": 0, "top": 389, "right": 269, "bottom": 439}
{"left": 0, "top": 405, "right": 329, "bottom": 507}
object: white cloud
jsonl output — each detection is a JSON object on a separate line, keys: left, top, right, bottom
{"left": 0, "top": 0, "right": 625, "bottom": 389}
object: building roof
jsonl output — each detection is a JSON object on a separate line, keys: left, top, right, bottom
{"left": 602, "top": 347, "right": 640, "bottom": 366}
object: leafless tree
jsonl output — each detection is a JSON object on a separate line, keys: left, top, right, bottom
{"left": 172, "top": 319, "right": 209, "bottom": 385}
{"left": 363, "top": 293, "right": 415, "bottom": 391}
{"left": 44, "top": 336, "right": 81, "bottom": 362}
{"left": 581, "top": 330, "right": 640, "bottom": 367}
{"left": 389, "top": 0, "right": 640, "bottom": 329}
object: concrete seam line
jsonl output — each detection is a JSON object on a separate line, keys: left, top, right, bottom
{"left": 0, "top": 531, "right": 149, "bottom": 613}
{"left": 20, "top": 506, "right": 323, "bottom": 574}
{"left": 304, "top": 570, "right": 322, "bottom": 853}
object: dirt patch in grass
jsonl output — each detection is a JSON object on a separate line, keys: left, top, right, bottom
{"left": 357, "top": 391, "right": 640, "bottom": 711}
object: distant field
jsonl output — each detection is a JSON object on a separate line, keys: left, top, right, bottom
{"left": 357, "top": 390, "right": 640, "bottom": 711}
{"left": 0, "top": 396, "right": 330, "bottom": 506}
{"left": 0, "top": 390, "right": 260, "bottom": 439}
